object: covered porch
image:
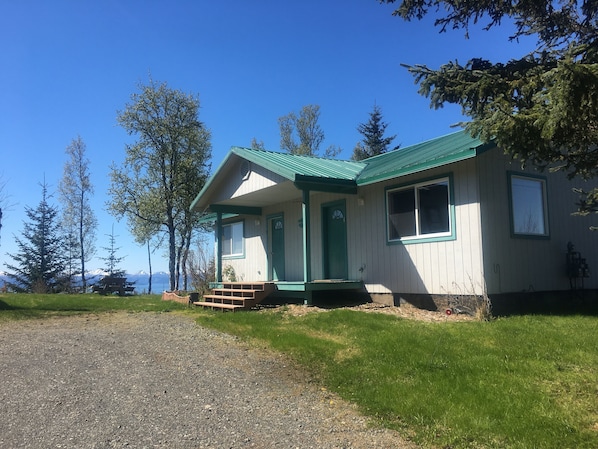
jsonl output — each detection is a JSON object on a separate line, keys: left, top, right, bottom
{"left": 190, "top": 147, "right": 367, "bottom": 306}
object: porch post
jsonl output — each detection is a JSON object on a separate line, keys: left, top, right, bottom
{"left": 215, "top": 211, "right": 223, "bottom": 283}
{"left": 302, "top": 189, "right": 311, "bottom": 283}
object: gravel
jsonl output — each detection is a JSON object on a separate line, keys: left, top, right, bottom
{"left": 0, "top": 312, "right": 415, "bottom": 449}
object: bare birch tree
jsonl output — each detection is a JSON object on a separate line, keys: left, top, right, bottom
{"left": 58, "top": 136, "right": 97, "bottom": 291}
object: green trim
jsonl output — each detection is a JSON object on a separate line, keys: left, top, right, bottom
{"left": 198, "top": 212, "right": 238, "bottom": 224}
{"left": 302, "top": 190, "right": 312, "bottom": 283}
{"left": 507, "top": 171, "right": 550, "bottom": 240}
{"left": 294, "top": 175, "right": 358, "bottom": 194}
{"left": 210, "top": 204, "right": 262, "bottom": 215}
{"left": 215, "top": 212, "right": 223, "bottom": 282}
{"left": 190, "top": 151, "right": 235, "bottom": 212}
{"left": 385, "top": 173, "right": 456, "bottom": 245}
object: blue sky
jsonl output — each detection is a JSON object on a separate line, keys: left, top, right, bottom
{"left": 0, "top": 0, "right": 536, "bottom": 274}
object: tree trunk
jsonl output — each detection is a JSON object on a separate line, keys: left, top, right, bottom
{"left": 147, "top": 239, "right": 152, "bottom": 294}
{"left": 175, "top": 242, "right": 182, "bottom": 291}
{"left": 79, "top": 195, "right": 86, "bottom": 291}
{"left": 168, "top": 218, "right": 176, "bottom": 291}
{"left": 181, "top": 227, "right": 192, "bottom": 291}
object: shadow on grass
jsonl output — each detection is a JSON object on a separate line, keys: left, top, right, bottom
{"left": 491, "top": 290, "right": 598, "bottom": 317}
{"left": 0, "top": 299, "right": 16, "bottom": 310}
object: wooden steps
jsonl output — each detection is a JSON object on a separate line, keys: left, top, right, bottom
{"left": 193, "top": 282, "right": 274, "bottom": 311}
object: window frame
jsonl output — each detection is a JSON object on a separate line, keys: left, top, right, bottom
{"left": 385, "top": 174, "right": 456, "bottom": 245}
{"left": 507, "top": 172, "right": 550, "bottom": 239}
{"left": 221, "top": 220, "right": 245, "bottom": 259}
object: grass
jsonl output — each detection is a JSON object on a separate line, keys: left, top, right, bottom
{"left": 194, "top": 308, "right": 598, "bottom": 449}
{"left": 0, "top": 292, "right": 188, "bottom": 321}
{"left": 1, "top": 293, "right": 597, "bottom": 448}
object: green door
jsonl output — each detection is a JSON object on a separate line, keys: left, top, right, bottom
{"left": 323, "top": 201, "right": 348, "bottom": 279}
{"left": 270, "top": 216, "right": 285, "bottom": 281}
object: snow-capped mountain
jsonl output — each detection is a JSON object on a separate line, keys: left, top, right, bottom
{"left": 0, "top": 270, "right": 171, "bottom": 293}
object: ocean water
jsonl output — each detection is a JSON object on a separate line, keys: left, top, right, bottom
{"left": 132, "top": 280, "right": 171, "bottom": 294}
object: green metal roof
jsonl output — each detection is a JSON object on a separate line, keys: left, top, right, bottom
{"left": 231, "top": 147, "right": 366, "bottom": 181}
{"left": 356, "top": 130, "right": 492, "bottom": 185}
{"left": 190, "top": 130, "right": 494, "bottom": 212}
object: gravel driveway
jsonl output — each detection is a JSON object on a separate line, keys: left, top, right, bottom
{"left": 0, "top": 312, "right": 414, "bottom": 448}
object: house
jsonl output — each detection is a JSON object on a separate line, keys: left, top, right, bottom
{"left": 190, "top": 130, "right": 598, "bottom": 314}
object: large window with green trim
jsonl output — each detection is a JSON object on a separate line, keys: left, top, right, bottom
{"left": 508, "top": 173, "right": 549, "bottom": 237}
{"left": 222, "top": 221, "right": 244, "bottom": 257}
{"left": 387, "top": 177, "right": 452, "bottom": 242}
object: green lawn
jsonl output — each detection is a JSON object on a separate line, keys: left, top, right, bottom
{"left": 194, "top": 307, "right": 598, "bottom": 449}
{"left": 0, "top": 292, "right": 188, "bottom": 321}
{"left": 2, "top": 293, "right": 597, "bottom": 448}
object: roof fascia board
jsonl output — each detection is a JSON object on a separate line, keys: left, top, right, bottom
{"left": 198, "top": 212, "right": 238, "bottom": 224}
{"left": 190, "top": 149, "right": 238, "bottom": 212}
{"left": 209, "top": 204, "right": 263, "bottom": 215}
{"left": 294, "top": 175, "right": 358, "bottom": 194}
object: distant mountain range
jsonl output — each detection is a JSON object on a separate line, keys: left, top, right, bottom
{"left": 0, "top": 270, "right": 171, "bottom": 292}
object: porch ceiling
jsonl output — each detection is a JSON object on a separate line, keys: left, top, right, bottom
{"left": 210, "top": 180, "right": 302, "bottom": 210}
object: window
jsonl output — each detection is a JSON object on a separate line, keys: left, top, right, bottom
{"left": 509, "top": 173, "right": 549, "bottom": 237}
{"left": 387, "top": 177, "right": 451, "bottom": 242}
{"left": 222, "top": 221, "right": 244, "bottom": 257}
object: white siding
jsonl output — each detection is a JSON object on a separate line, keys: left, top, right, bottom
{"left": 478, "top": 150, "right": 598, "bottom": 293}
{"left": 209, "top": 158, "right": 287, "bottom": 204}
{"left": 263, "top": 202, "right": 305, "bottom": 281}
{"left": 215, "top": 149, "right": 598, "bottom": 297}
{"left": 219, "top": 217, "right": 267, "bottom": 282}
{"left": 303, "top": 161, "right": 485, "bottom": 296}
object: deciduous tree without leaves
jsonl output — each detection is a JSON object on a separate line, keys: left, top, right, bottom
{"left": 58, "top": 136, "right": 97, "bottom": 291}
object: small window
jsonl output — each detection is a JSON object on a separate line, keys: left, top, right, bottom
{"left": 222, "top": 221, "right": 244, "bottom": 257}
{"left": 509, "top": 174, "right": 549, "bottom": 237}
{"left": 387, "top": 178, "right": 451, "bottom": 242}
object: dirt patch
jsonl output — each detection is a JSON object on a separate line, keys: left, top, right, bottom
{"left": 262, "top": 302, "right": 477, "bottom": 322}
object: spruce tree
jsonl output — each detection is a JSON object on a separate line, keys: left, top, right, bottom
{"left": 99, "top": 225, "right": 126, "bottom": 277}
{"left": 352, "top": 105, "right": 399, "bottom": 160}
{"left": 5, "top": 182, "right": 66, "bottom": 293}
{"left": 379, "top": 0, "right": 598, "bottom": 218}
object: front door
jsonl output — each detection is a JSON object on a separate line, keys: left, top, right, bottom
{"left": 269, "top": 215, "right": 285, "bottom": 281}
{"left": 322, "top": 201, "right": 348, "bottom": 279}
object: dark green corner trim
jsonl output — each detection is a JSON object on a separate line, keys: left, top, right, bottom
{"left": 209, "top": 204, "right": 262, "bottom": 215}
{"left": 294, "top": 175, "right": 358, "bottom": 194}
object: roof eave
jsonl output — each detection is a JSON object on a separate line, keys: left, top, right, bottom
{"left": 294, "top": 174, "right": 358, "bottom": 194}
{"left": 231, "top": 147, "right": 297, "bottom": 181}
{"left": 357, "top": 147, "right": 481, "bottom": 186}
{"left": 190, "top": 149, "right": 237, "bottom": 212}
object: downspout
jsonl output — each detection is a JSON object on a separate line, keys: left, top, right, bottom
{"left": 215, "top": 211, "right": 223, "bottom": 283}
